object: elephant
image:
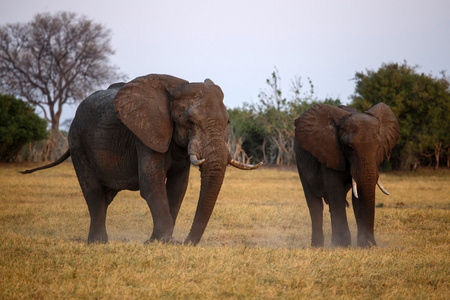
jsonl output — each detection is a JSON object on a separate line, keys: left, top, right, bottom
{"left": 22, "top": 74, "right": 262, "bottom": 245}
{"left": 294, "top": 103, "right": 399, "bottom": 247}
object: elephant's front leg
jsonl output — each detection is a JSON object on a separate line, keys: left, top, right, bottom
{"left": 328, "top": 196, "right": 351, "bottom": 247}
{"left": 139, "top": 153, "right": 175, "bottom": 243}
{"left": 323, "top": 169, "right": 351, "bottom": 247}
{"left": 166, "top": 161, "right": 190, "bottom": 225}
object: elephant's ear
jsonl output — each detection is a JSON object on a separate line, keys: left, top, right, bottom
{"left": 365, "top": 103, "right": 400, "bottom": 165}
{"left": 295, "top": 104, "right": 352, "bottom": 171}
{"left": 114, "top": 74, "right": 189, "bottom": 153}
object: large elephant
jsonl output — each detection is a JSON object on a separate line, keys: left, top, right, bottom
{"left": 294, "top": 103, "right": 399, "bottom": 247}
{"left": 22, "top": 74, "right": 262, "bottom": 245}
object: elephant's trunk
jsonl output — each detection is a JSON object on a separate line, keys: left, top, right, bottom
{"left": 352, "top": 175, "right": 377, "bottom": 247}
{"left": 184, "top": 166, "right": 225, "bottom": 245}
{"left": 350, "top": 159, "right": 378, "bottom": 246}
{"left": 184, "top": 117, "right": 262, "bottom": 244}
{"left": 185, "top": 141, "right": 228, "bottom": 245}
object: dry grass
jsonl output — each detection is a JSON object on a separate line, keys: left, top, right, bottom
{"left": 0, "top": 163, "right": 449, "bottom": 299}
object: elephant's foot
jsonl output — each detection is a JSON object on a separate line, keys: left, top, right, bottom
{"left": 332, "top": 240, "right": 352, "bottom": 247}
{"left": 357, "top": 232, "right": 376, "bottom": 247}
{"left": 145, "top": 236, "right": 180, "bottom": 245}
{"left": 357, "top": 240, "right": 376, "bottom": 247}
{"left": 311, "top": 232, "right": 324, "bottom": 247}
{"left": 330, "top": 220, "right": 352, "bottom": 247}
{"left": 87, "top": 233, "right": 108, "bottom": 244}
{"left": 88, "top": 229, "right": 108, "bottom": 244}
{"left": 331, "top": 231, "right": 352, "bottom": 247}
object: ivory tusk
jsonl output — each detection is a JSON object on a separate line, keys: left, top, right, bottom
{"left": 377, "top": 179, "right": 390, "bottom": 195}
{"left": 230, "top": 159, "right": 263, "bottom": 170}
{"left": 352, "top": 177, "right": 359, "bottom": 198}
{"left": 190, "top": 155, "right": 205, "bottom": 166}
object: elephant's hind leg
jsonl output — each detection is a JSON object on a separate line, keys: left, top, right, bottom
{"left": 84, "top": 185, "right": 117, "bottom": 243}
{"left": 75, "top": 170, "right": 116, "bottom": 243}
{"left": 71, "top": 145, "right": 115, "bottom": 243}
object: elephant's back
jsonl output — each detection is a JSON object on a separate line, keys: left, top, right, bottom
{"left": 70, "top": 86, "right": 133, "bottom": 150}
{"left": 68, "top": 87, "right": 140, "bottom": 190}
{"left": 74, "top": 88, "right": 119, "bottom": 122}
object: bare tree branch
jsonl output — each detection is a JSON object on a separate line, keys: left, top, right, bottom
{"left": 0, "top": 11, "right": 126, "bottom": 131}
{"left": 0, "top": 12, "right": 126, "bottom": 160}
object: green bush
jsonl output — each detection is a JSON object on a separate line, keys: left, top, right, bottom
{"left": 351, "top": 62, "right": 450, "bottom": 170}
{"left": 0, "top": 94, "right": 48, "bottom": 162}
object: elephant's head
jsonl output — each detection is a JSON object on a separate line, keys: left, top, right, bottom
{"left": 295, "top": 103, "right": 399, "bottom": 246}
{"left": 114, "top": 74, "right": 261, "bottom": 244}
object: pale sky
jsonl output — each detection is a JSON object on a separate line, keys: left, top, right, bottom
{"left": 1, "top": 0, "right": 449, "bottom": 126}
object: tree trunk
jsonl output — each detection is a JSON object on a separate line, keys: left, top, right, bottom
{"left": 447, "top": 147, "right": 449, "bottom": 168}
{"left": 434, "top": 143, "right": 442, "bottom": 170}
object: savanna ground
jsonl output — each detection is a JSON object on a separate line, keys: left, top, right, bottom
{"left": 0, "top": 162, "right": 449, "bottom": 299}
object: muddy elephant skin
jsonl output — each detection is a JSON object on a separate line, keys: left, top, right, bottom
{"left": 22, "top": 74, "right": 262, "bottom": 244}
{"left": 294, "top": 103, "right": 399, "bottom": 247}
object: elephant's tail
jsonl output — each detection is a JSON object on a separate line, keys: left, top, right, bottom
{"left": 20, "top": 150, "right": 71, "bottom": 174}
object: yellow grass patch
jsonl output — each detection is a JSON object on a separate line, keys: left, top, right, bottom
{"left": 1, "top": 163, "right": 449, "bottom": 298}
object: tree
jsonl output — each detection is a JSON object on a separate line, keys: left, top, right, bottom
{"left": 245, "top": 68, "right": 340, "bottom": 165}
{"left": 0, "top": 94, "right": 48, "bottom": 162}
{"left": 253, "top": 69, "right": 300, "bottom": 165}
{"left": 0, "top": 12, "right": 125, "bottom": 159}
{"left": 351, "top": 62, "right": 450, "bottom": 170}
{"left": 228, "top": 106, "right": 265, "bottom": 163}
{"left": 227, "top": 68, "right": 341, "bottom": 166}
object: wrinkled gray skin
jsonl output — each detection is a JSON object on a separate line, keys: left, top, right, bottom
{"left": 22, "top": 74, "right": 261, "bottom": 245}
{"left": 294, "top": 103, "right": 399, "bottom": 247}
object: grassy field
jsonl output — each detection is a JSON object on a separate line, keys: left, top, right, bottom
{"left": 0, "top": 162, "right": 449, "bottom": 299}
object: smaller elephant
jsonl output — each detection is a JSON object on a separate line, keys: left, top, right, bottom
{"left": 22, "top": 74, "right": 262, "bottom": 245}
{"left": 294, "top": 103, "right": 399, "bottom": 247}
